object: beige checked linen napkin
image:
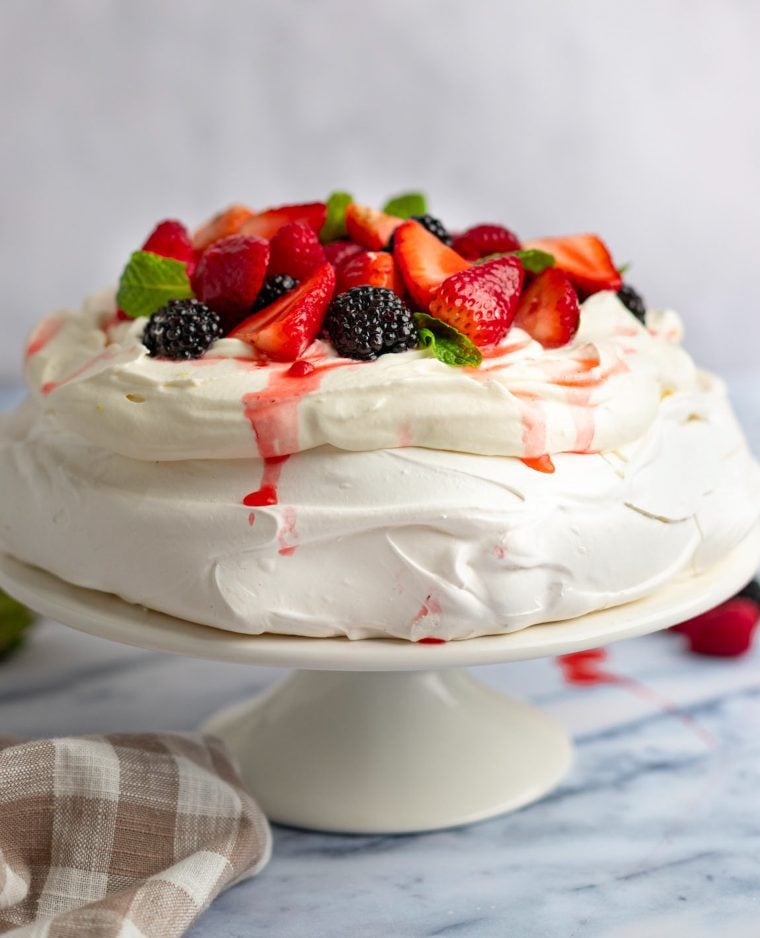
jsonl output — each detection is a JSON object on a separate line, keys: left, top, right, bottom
{"left": 0, "top": 733, "right": 271, "bottom": 937}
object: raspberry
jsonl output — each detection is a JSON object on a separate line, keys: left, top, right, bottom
{"left": 324, "top": 286, "right": 417, "bottom": 360}
{"left": 142, "top": 299, "right": 221, "bottom": 360}
{"left": 451, "top": 224, "right": 521, "bottom": 261}
{"left": 191, "top": 235, "right": 269, "bottom": 330}
{"left": 268, "top": 222, "right": 327, "bottom": 280}
{"left": 675, "top": 598, "right": 759, "bottom": 657}
{"left": 142, "top": 220, "right": 195, "bottom": 265}
{"left": 253, "top": 274, "right": 299, "bottom": 311}
{"left": 617, "top": 284, "right": 647, "bottom": 323}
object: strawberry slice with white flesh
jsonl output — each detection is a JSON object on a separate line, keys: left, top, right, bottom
{"left": 230, "top": 262, "right": 336, "bottom": 361}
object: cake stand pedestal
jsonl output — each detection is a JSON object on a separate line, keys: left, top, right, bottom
{"left": 1, "top": 528, "right": 758, "bottom": 834}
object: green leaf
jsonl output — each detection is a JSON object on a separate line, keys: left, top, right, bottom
{"left": 414, "top": 313, "right": 482, "bottom": 368}
{"left": 382, "top": 192, "right": 427, "bottom": 219}
{"left": 618, "top": 261, "right": 631, "bottom": 275}
{"left": 116, "top": 251, "right": 194, "bottom": 319}
{"left": 320, "top": 191, "right": 354, "bottom": 242}
{"left": 474, "top": 249, "right": 555, "bottom": 274}
{"left": 0, "top": 589, "right": 36, "bottom": 660}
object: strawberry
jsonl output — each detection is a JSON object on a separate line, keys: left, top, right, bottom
{"left": 268, "top": 222, "right": 327, "bottom": 280}
{"left": 393, "top": 220, "right": 471, "bottom": 310}
{"left": 345, "top": 204, "right": 404, "bottom": 251}
{"left": 428, "top": 256, "right": 524, "bottom": 346}
{"left": 239, "top": 202, "right": 327, "bottom": 241}
{"left": 229, "top": 262, "right": 335, "bottom": 361}
{"left": 451, "top": 224, "right": 521, "bottom": 261}
{"left": 192, "top": 204, "right": 255, "bottom": 252}
{"left": 514, "top": 268, "right": 580, "bottom": 348}
{"left": 142, "top": 220, "right": 195, "bottom": 272}
{"left": 521, "top": 234, "right": 621, "bottom": 294}
{"left": 191, "top": 235, "right": 269, "bottom": 330}
{"left": 677, "top": 598, "right": 759, "bottom": 657}
{"left": 324, "top": 240, "right": 364, "bottom": 267}
{"left": 336, "top": 250, "right": 404, "bottom": 295}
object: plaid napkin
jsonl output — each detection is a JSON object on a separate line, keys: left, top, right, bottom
{"left": 0, "top": 733, "right": 271, "bottom": 937}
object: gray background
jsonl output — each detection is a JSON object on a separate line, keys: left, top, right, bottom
{"left": 1, "top": 0, "right": 758, "bottom": 381}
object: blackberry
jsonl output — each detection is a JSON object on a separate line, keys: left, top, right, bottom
{"left": 617, "top": 283, "right": 647, "bottom": 323}
{"left": 142, "top": 299, "right": 222, "bottom": 360}
{"left": 325, "top": 286, "right": 417, "bottom": 360}
{"left": 738, "top": 578, "right": 760, "bottom": 606}
{"left": 385, "top": 213, "right": 452, "bottom": 252}
{"left": 253, "top": 273, "right": 299, "bottom": 311}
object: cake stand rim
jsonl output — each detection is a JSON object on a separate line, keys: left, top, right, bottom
{"left": 0, "top": 524, "right": 758, "bottom": 672}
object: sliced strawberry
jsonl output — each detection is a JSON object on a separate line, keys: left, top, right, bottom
{"left": 336, "top": 250, "right": 404, "bottom": 295}
{"left": 192, "top": 204, "right": 255, "bottom": 252}
{"left": 345, "top": 204, "right": 404, "bottom": 251}
{"left": 191, "top": 235, "right": 269, "bottom": 330}
{"left": 677, "top": 598, "right": 759, "bottom": 657}
{"left": 428, "top": 256, "right": 524, "bottom": 346}
{"left": 239, "top": 202, "right": 327, "bottom": 241}
{"left": 324, "top": 240, "right": 364, "bottom": 267}
{"left": 393, "top": 220, "right": 471, "bottom": 310}
{"left": 230, "top": 262, "right": 336, "bottom": 361}
{"left": 514, "top": 268, "right": 580, "bottom": 348}
{"left": 522, "top": 234, "right": 621, "bottom": 294}
{"left": 268, "top": 222, "right": 327, "bottom": 280}
{"left": 451, "top": 224, "right": 521, "bottom": 261}
{"left": 142, "top": 220, "right": 195, "bottom": 273}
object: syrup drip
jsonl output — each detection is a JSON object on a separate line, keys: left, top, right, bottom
{"left": 243, "top": 455, "right": 290, "bottom": 507}
{"left": 26, "top": 316, "right": 64, "bottom": 360}
{"left": 557, "top": 648, "right": 715, "bottom": 748}
{"left": 521, "top": 455, "right": 555, "bottom": 474}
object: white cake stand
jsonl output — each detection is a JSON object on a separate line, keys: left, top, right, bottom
{"left": 1, "top": 528, "right": 758, "bottom": 835}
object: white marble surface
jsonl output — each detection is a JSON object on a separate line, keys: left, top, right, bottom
{"left": 1, "top": 381, "right": 759, "bottom": 937}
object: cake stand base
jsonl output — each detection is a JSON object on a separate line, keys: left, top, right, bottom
{"left": 202, "top": 668, "right": 571, "bottom": 834}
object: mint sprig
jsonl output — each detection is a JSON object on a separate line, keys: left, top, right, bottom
{"left": 382, "top": 192, "right": 427, "bottom": 219}
{"left": 320, "top": 191, "right": 353, "bottom": 242}
{"left": 116, "top": 251, "right": 194, "bottom": 319}
{"left": 414, "top": 313, "right": 482, "bottom": 368}
{"left": 474, "top": 248, "right": 555, "bottom": 274}
{"left": 0, "top": 589, "right": 36, "bottom": 660}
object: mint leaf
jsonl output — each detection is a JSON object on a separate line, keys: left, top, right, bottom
{"left": 382, "top": 192, "right": 427, "bottom": 219}
{"left": 320, "top": 191, "right": 353, "bottom": 242}
{"left": 414, "top": 313, "right": 482, "bottom": 367}
{"left": 116, "top": 251, "right": 194, "bottom": 318}
{"left": 618, "top": 261, "right": 631, "bottom": 275}
{"left": 474, "top": 249, "right": 555, "bottom": 274}
{"left": 0, "top": 588, "right": 35, "bottom": 660}
{"left": 512, "top": 249, "right": 555, "bottom": 274}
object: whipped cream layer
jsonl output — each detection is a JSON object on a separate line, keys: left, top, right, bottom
{"left": 1, "top": 373, "right": 758, "bottom": 641}
{"left": 24, "top": 289, "right": 697, "bottom": 462}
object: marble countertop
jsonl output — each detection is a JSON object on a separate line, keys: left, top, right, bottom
{"left": 2, "top": 378, "right": 759, "bottom": 938}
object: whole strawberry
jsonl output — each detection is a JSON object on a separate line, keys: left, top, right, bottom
{"left": 268, "top": 222, "right": 327, "bottom": 280}
{"left": 428, "top": 256, "right": 524, "bottom": 346}
{"left": 191, "top": 235, "right": 269, "bottom": 330}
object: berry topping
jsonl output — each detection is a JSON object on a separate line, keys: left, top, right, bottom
{"left": 514, "top": 267, "right": 580, "bottom": 348}
{"left": 428, "top": 256, "right": 524, "bottom": 347}
{"left": 142, "top": 220, "right": 195, "bottom": 270}
{"left": 230, "top": 262, "right": 335, "bottom": 361}
{"left": 268, "top": 222, "right": 327, "bottom": 280}
{"left": 142, "top": 299, "right": 222, "bottom": 360}
{"left": 451, "top": 224, "right": 521, "bottom": 261}
{"left": 409, "top": 214, "right": 451, "bottom": 246}
{"left": 253, "top": 274, "right": 299, "bottom": 311}
{"left": 677, "top": 598, "right": 759, "bottom": 657}
{"left": 393, "top": 220, "right": 471, "bottom": 310}
{"left": 325, "top": 286, "right": 417, "bottom": 360}
{"left": 239, "top": 202, "right": 327, "bottom": 241}
{"left": 617, "top": 283, "right": 647, "bottom": 323}
{"left": 345, "top": 203, "right": 405, "bottom": 251}
{"left": 324, "top": 240, "right": 364, "bottom": 267}
{"left": 522, "top": 234, "right": 622, "bottom": 295}
{"left": 336, "top": 250, "right": 403, "bottom": 295}
{"left": 192, "top": 204, "right": 255, "bottom": 252}
{"left": 191, "top": 235, "right": 269, "bottom": 330}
